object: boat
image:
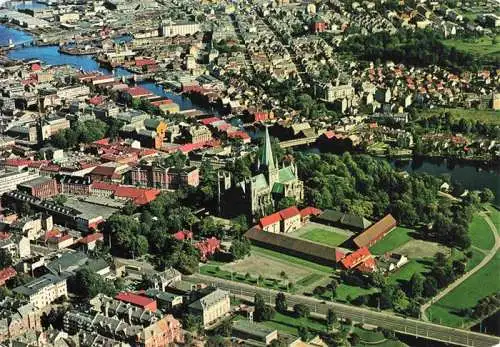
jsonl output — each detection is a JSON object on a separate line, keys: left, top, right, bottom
{"left": 8, "top": 39, "right": 14, "bottom": 49}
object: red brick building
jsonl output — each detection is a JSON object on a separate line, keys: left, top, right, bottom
{"left": 0, "top": 300, "right": 42, "bottom": 343}
{"left": 130, "top": 164, "right": 199, "bottom": 189}
{"left": 340, "top": 247, "right": 376, "bottom": 272}
{"left": 18, "top": 177, "right": 59, "bottom": 199}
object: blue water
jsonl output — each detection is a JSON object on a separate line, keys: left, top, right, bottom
{"left": 0, "top": 25, "right": 32, "bottom": 46}
{"left": 3, "top": 25, "right": 198, "bottom": 110}
{"left": 12, "top": 1, "right": 47, "bottom": 9}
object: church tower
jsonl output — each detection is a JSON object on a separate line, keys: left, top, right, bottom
{"left": 260, "top": 126, "right": 279, "bottom": 187}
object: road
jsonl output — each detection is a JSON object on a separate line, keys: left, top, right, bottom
{"left": 421, "top": 212, "right": 500, "bottom": 318}
{"left": 184, "top": 273, "right": 500, "bottom": 347}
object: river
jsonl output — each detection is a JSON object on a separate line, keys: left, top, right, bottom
{"left": 2, "top": 24, "right": 202, "bottom": 111}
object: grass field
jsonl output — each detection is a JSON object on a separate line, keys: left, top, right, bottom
{"left": 300, "top": 228, "right": 350, "bottom": 247}
{"left": 251, "top": 246, "right": 332, "bottom": 274}
{"left": 370, "top": 227, "right": 414, "bottom": 255}
{"left": 359, "top": 341, "right": 408, "bottom": 347}
{"left": 426, "top": 251, "right": 500, "bottom": 327}
{"left": 418, "top": 108, "right": 500, "bottom": 125}
{"left": 387, "top": 259, "right": 431, "bottom": 286}
{"left": 260, "top": 311, "right": 327, "bottom": 335}
{"left": 297, "top": 273, "right": 324, "bottom": 287}
{"left": 354, "top": 327, "right": 386, "bottom": 343}
{"left": 468, "top": 215, "right": 495, "bottom": 250}
{"left": 465, "top": 248, "right": 485, "bottom": 272}
{"left": 441, "top": 35, "right": 500, "bottom": 56}
{"left": 334, "top": 284, "right": 379, "bottom": 303}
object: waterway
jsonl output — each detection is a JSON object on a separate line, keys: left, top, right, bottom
{"left": 2, "top": 24, "right": 202, "bottom": 111}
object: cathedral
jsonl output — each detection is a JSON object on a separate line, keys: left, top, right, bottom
{"left": 237, "top": 127, "right": 304, "bottom": 217}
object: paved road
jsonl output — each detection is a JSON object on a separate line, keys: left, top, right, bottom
{"left": 421, "top": 212, "right": 500, "bottom": 318}
{"left": 184, "top": 273, "right": 500, "bottom": 347}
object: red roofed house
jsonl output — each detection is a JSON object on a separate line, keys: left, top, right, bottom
{"left": 259, "top": 212, "right": 282, "bottom": 233}
{"left": 194, "top": 237, "right": 220, "bottom": 261}
{"left": 79, "top": 232, "right": 104, "bottom": 251}
{"left": 173, "top": 230, "right": 193, "bottom": 241}
{"left": 115, "top": 292, "right": 157, "bottom": 312}
{"left": 300, "top": 206, "right": 322, "bottom": 223}
{"left": 279, "top": 206, "right": 301, "bottom": 233}
{"left": 227, "top": 130, "right": 251, "bottom": 144}
{"left": 124, "top": 86, "right": 155, "bottom": 100}
{"left": 353, "top": 214, "right": 397, "bottom": 249}
{"left": 340, "top": 247, "right": 375, "bottom": 272}
{"left": 252, "top": 111, "right": 269, "bottom": 122}
{"left": 0, "top": 266, "right": 17, "bottom": 287}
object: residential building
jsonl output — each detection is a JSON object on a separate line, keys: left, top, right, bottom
{"left": 0, "top": 233, "right": 31, "bottom": 259}
{"left": 187, "top": 125, "right": 212, "bottom": 144}
{"left": 314, "top": 209, "right": 372, "bottom": 232}
{"left": 194, "top": 237, "right": 220, "bottom": 261}
{"left": 339, "top": 247, "right": 376, "bottom": 273}
{"left": 0, "top": 169, "right": 40, "bottom": 195}
{"left": 188, "top": 288, "right": 230, "bottom": 327}
{"left": 151, "top": 267, "right": 182, "bottom": 291}
{"left": 0, "top": 298, "right": 42, "bottom": 343}
{"left": 9, "top": 214, "right": 53, "bottom": 241}
{"left": 115, "top": 292, "right": 158, "bottom": 312}
{"left": 0, "top": 266, "right": 16, "bottom": 287}
{"left": 17, "top": 176, "right": 59, "bottom": 199}
{"left": 13, "top": 274, "right": 67, "bottom": 309}
{"left": 144, "top": 289, "right": 183, "bottom": 311}
{"left": 279, "top": 206, "right": 301, "bottom": 233}
{"left": 232, "top": 320, "right": 278, "bottom": 345}
{"left": 160, "top": 21, "right": 200, "bottom": 37}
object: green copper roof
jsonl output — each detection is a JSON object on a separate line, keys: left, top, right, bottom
{"left": 260, "top": 126, "right": 275, "bottom": 170}
{"left": 278, "top": 167, "right": 296, "bottom": 183}
{"left": 253, "top": 173, "right": 269, "bottom": 191}
{"left": 272, "top": 182, "right": 284, "bottom": 194}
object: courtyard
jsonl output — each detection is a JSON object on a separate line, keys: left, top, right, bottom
{"left": 290, "top": 221, "right": 353, "bottom": 247}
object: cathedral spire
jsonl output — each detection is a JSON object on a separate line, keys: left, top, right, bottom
{"left": 260, "top": 125, "right": 275, "bottom": 170}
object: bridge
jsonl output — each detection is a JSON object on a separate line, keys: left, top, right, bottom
{"left": 184, "top": 274, "right": 500, "bottom": 347}
{"left": 279, "top": 136, "right": 318, "bottom": 148}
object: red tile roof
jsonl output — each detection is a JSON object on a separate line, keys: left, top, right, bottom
{"left": 259, "top": 212, "right": 282, "bottom": 228}
{"left": 194, "top": 237, "right": 220, "bottom": 260}
{"left": 0, "top": 266, "right": 16, "bottom": 285}
{"left": 173, "top": 230, "right": 193, "bottom": 241}
{"left": 340, "top": 247, "right": 372, "bottom": 269}
{"left": 126, "top": 86, "right": 154, "bottom": 98}
{"left": 79, "top": 232, "right": 103, "bottom": 244}
{"left": 279, "top": 206, "right": 300, "bottom": 220}
{"left": 199, "top": 117, "right": 220, "bottom": 125}
{"left": 115, "top": 292, "right": 157, "bottom": 312}
{"left": 300, "top": 207, "right": 322, "bottom": 218}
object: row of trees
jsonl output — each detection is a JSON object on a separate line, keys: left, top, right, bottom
{"left": 415, "top": 113, "right": 500, "bottom": 139}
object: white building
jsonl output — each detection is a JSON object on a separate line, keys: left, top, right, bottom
{"left": 13, "top": 274, "right": 67, "bottom": 309}
{"left": 160, "top": 21, "right": 200, "bottom": 37}
{"left": 0, "top": 169, "right": 40, "bottom": 195}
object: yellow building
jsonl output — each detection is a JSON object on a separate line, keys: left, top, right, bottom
{"left": 188, "top": 289, "right": 230, "bottom": 327}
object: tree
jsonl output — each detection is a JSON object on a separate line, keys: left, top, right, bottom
{"left": 423, "top": 277, "right": 438, "bottom": 297}
{"left": 254, "top": 293, "right": 275, "bottom": 321}
{"left": 298, "top": 325, "right": 311, "bottom": 342}
{"left": 230, "top": 238, "right": 251, "bottom": 260}
{"left": 275, "top": 292, "right": 287, "bottom": 313}
{"left": 480, "top": 188, "right": 494, "bottom": 203}
{"left": 70, "top": 268, "right": 116, "bottom": 298}
{"left": 183, "top": 314, "right": 202, "bottom": 334}
{"left": 216, "top": 319, "right": 232, "bottom": 337}
{"left": 350, "top": 333, "right": 361, "bottom": 346}
{"left": 53, "top": 194, "right": 67, "bottom": 206}
{"left": 409, "top": 273, "right": 424, "bottom": 298}
{"left": 327, "top": 308, "right": 337, "bottom": 330}
{"left": 392, "top": 288, "right": 409, "bottom": 313}
{"left": 0, "top": 249, "right": 12, "bottom": 268}
{"left": 293, "top": 303, "right": 310, "bottom": 318}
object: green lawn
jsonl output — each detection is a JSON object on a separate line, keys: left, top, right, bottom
{"left": 251, "top": 246, "right": 332, "bottom": 274}
{"left": 465, "top": 248, "right": 485, "bottom": 272}
{"left": 426, "top": 251, "right": 500, "bottom": 327}
{"left": 359, "top": 341, "right": 408, "bottom": 347}
{"left": 260, "top": 311, "right": 327, "bottom": 336}
{"left": 442, "top": 35, "right": 500, "bottom": 56}
{"left": 334, "top": 284, "right": 379, "bottom": 303}
{"left": 297, "top": 273, "right": 324, "bottom": 287}
{"left": 370, "top": 227, "right": 414, "bottom": 255}
{"left": 387, "top": 259, "right": 431, "bottom": 286}
{"left": 300, "top": 228, "right": 349, "bottom": 247}
{"left": 354, "top": 327, "right": 386, "bottom": 343}
{"left": 468, "top": 215, "right": 495, "bottom": 250}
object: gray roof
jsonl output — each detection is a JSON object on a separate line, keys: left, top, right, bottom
{"left": 13, "top": 274, "right": 65, "bottom": 297}
{"left": 18, "top": 176, "right": 54, "bottom": 189}
{"left": 232, "top": 320, "right": 276, "bottom": 339}
{"left": 317, "top": 209, "right": 372, "bottom": 230}
{"left": 46, "top": 252, "right": 88, "bottom": 275}
{"left": 189, "top": 288, "right": 229, "bottom": 311}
